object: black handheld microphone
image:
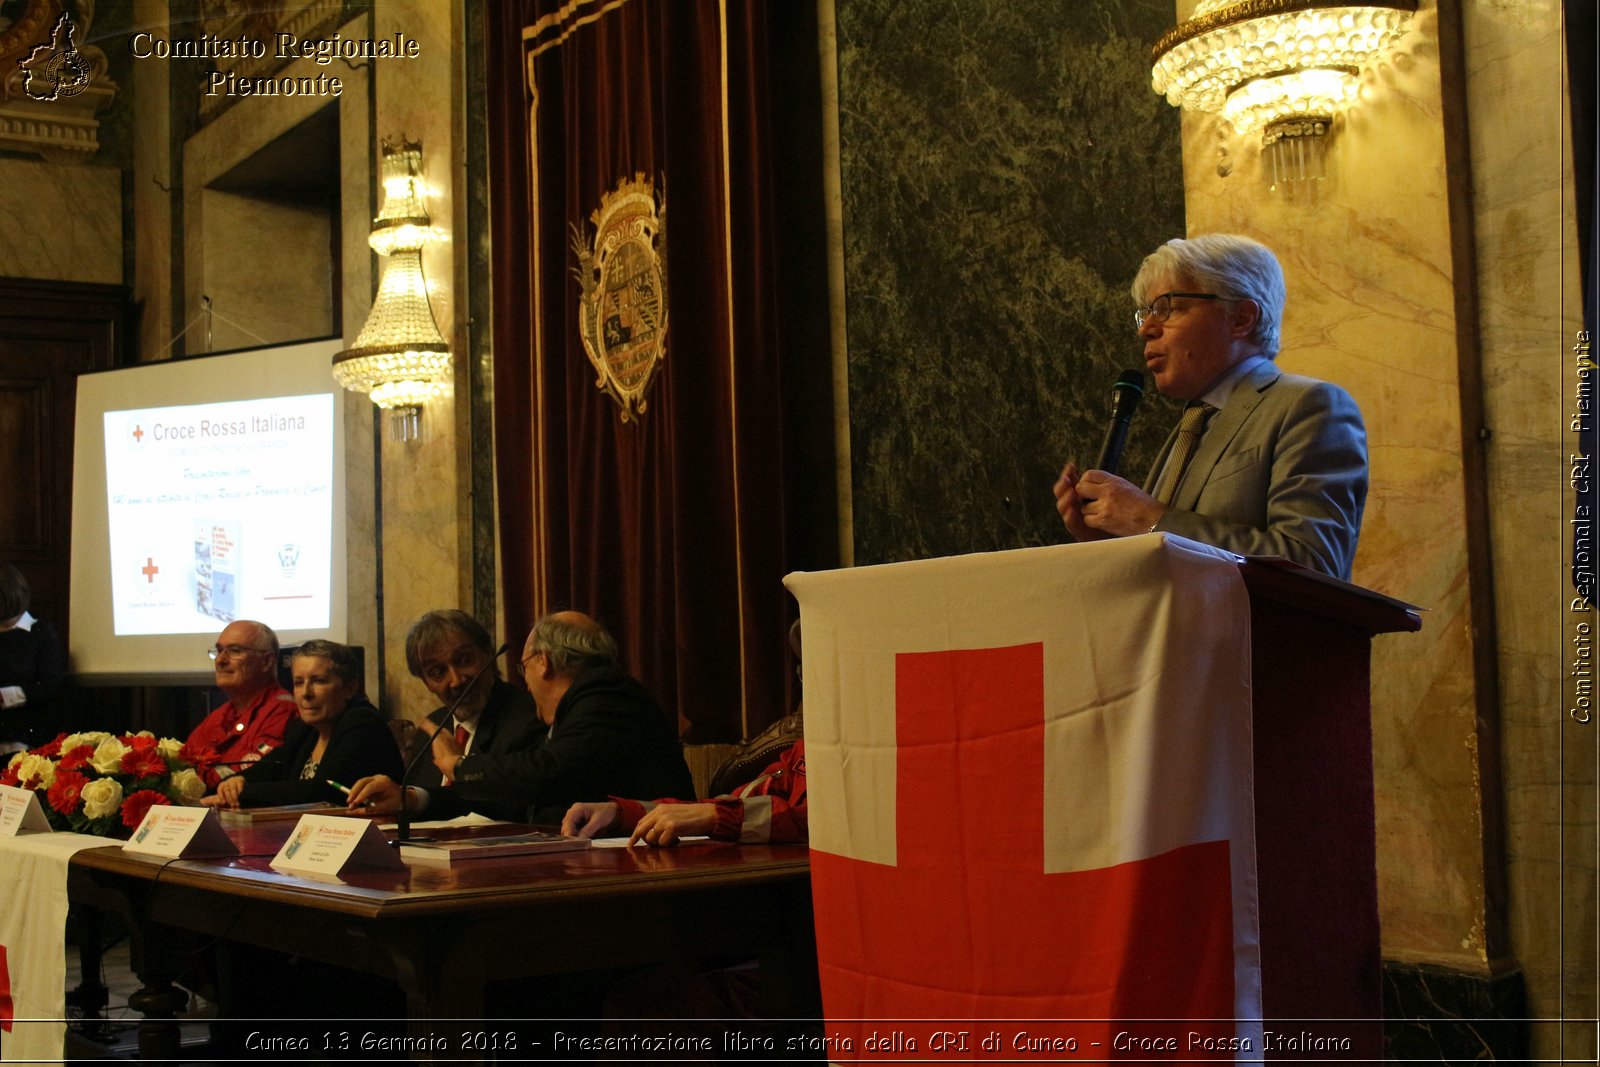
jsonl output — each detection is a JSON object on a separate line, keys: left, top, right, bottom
{"left": 1093, "top": 370, "right": 1146, "bottom": 476}
{"left": 392, "top": 642, "right": 512, "bottom": 845}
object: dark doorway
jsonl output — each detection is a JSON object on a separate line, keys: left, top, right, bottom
{"left": 0, "top": 277, "right": 126, "bottom": 646}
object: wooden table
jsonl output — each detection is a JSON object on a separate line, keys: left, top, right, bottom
{"left": 68, "top": 822, "right": 818, "bottom": 1060}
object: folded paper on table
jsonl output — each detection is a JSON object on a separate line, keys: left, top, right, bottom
{"left": 0, "top": 784, "right": 51, "bottom": 837}
{"left": 271, "top": 814, "right": 403, "bottom": 875}
{"left": 124, "top": 805, "right": 239, "bottom": 858}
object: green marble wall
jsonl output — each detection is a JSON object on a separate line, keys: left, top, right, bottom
{"left": 836, "top": 0, "right": 1185, "bottom": 564}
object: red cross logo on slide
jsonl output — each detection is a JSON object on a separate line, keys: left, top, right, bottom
{"left": 809, "top": 643, "right": 1237, "bottom": 1058}
{"left": 1, "top": 943, "right": 13, "bottom": 1032}
{"left": 131, "top": 424, "right": 144, "bottom": 442}
{"left": 141, "top": 558, "right": 159, "bottom": 584}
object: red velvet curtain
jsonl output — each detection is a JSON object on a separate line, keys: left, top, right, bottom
{"left": 486, "top": 0, "right": 833, "bottom": 742}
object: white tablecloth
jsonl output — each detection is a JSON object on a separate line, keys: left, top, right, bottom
{"left": 0, "top": 831, "right": 111, "bottom": 1065}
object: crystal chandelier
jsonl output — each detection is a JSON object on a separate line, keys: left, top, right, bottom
{"left": 1151, "top": 1, "right": 1416, "bottom": 184}
{"left": 334, "top": 138, "right": 450, "bottom": 440}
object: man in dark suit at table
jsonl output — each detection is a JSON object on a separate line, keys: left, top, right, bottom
{"left": 1054, "top": 233, "right": 1367, "bottom": 580}
{"left": 349, "top": 611, "right": 693, "bottom": 823}
{"left": 400, "top": 609, "right": 544, "bottom": 819}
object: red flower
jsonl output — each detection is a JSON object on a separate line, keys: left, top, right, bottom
{"left": 47, "top": 769, "right": 89, "bottom": 815}
{"left": 121, "top": 789, "right": 170, "bottom": 830}
{"left": 58, "top": 745, "right": 94, "bottom": 772}
{"left": 121, "top": 747, "right": 167, "bottom": 780}
{"left": 0, "top": 763, "right": 18, "bottom": 788}
{"left": 35, "top": 733, "right": 69, "bottom": 758}
{"left": 179, "top": 741, "right": 215, "bottom": 767}
{"left": 125, "top": 734, "right": 159, "bottom": 751}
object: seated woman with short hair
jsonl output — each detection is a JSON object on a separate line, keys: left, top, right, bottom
{"left": 201, "top": 640, "right": 402, "bottom": 808}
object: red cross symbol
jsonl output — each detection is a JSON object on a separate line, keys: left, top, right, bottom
{"left": 141, "top": 557, "right": 159, "bottom": 583}
{"left": 0, "top": 943, "right": 12, "bottom": 1032}
{"left": 132, "top": 424, "right": 144, "bottom": 442}
{"left": 810, "top": 643, "right": 1236, "bottom": 1058}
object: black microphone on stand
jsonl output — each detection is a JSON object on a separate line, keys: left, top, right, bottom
{"left": 1093, "top": 369, "right": 1146, "bottom": 476}
{"left": 391, "top": 642, "right": 512, "bottom": 845}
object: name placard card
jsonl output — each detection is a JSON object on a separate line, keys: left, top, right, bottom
{"left": 124, "top": 805, "right": 240, "bottom": 858}
{"left": 270, "top": 814, "right": 403, "bottom": 876}
{"left": 0, "top": 784, "right": 52, "bottom": 836}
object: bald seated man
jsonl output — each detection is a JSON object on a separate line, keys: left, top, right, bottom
{"left": 186, "top": 619, "right": 297, "bottom": 788}
{"left": 348, "top": 611, "right": 694, "bottom": 824}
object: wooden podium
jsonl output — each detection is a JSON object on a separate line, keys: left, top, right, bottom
{"left": 1237, "top": 557, "right": 1419, "bottom": 1056}
{"left": 787, "top": 535, "right": 1419, "bottom": 1060}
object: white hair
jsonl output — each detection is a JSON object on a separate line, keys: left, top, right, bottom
{"left": 1132, "top": 234, "right": 1286, "bottom": 357}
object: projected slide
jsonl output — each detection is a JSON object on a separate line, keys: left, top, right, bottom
{"left": 103, "top": 393, "right": 335, "bottom": 635}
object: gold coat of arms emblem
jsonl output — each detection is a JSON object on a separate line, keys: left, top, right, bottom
{"left": 572, "top": 174, "right": 668, "bottom": 422}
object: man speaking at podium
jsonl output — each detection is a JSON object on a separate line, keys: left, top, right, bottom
{"left": 1054, "top": 234, "right": 1367, "bottom": 580}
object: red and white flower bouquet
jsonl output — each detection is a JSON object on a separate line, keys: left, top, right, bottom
{"left": 1, "top": 731, "right": 206, "bottom": 838}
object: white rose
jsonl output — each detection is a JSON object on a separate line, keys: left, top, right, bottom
{"left": 157, "top": 737, "right": 184, "bottom": 759}
{"left": 90, "top": 737, "right": 130, "bottom": 775}
{"left": 17, "top": 753, "right": 55, "bottom": 789}
{"left": 81, "top": 777, "right": 124, "bottom": 820}
{"left": 60, "top": 731, "right": 112, "bottom": 757}
{"left": 6, "top": 751, "right": 23, "bottom": 772}
{"left": 170, "top": 768, "right": 205, "bottom": 802}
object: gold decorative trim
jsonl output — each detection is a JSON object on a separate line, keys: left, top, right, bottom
{"left": 0, "top": 0, "right": 56, "bottom": 72}
{"left": 525, "top": 0, "right": 635, "bottom": 60}
{"left": 717, "top": 0, "right": 751, "bottom": 737}
{"left": 528, "top": 80, "right": 549, "bottom": 615}
{"left": 524, "top": 0, "right": 597, "bottom": 41}
{"left": 0, "top": 2, "right": 118, "bottom": 161}
{"left": 1151, "top": 0, "right": 1418, "bottom": 62}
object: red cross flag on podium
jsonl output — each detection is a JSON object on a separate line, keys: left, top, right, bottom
{"left": 785, "top": 535, "right": 1262, "bottom": 1059}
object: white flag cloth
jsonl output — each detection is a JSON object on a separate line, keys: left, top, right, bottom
{"left": 785, "top": 534, "right": 1262, "bottom": 1056}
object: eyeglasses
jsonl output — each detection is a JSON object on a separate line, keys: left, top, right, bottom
{"left": 1133, "top": 291, "right": 1223, "bottom": 329}
{"left": 209, "top": 644, "right": 271, "bottom": 661}
{"left": 514, "top": 649, "right": 545, "bottom": 679}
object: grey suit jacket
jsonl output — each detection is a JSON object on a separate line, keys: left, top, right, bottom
{"left": 1143, "top": 360, "right": 1367, "bottom": 580}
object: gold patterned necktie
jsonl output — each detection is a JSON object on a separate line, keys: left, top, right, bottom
{"left": 1152, "top": 402, "right": 1215, "bottom": 506}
